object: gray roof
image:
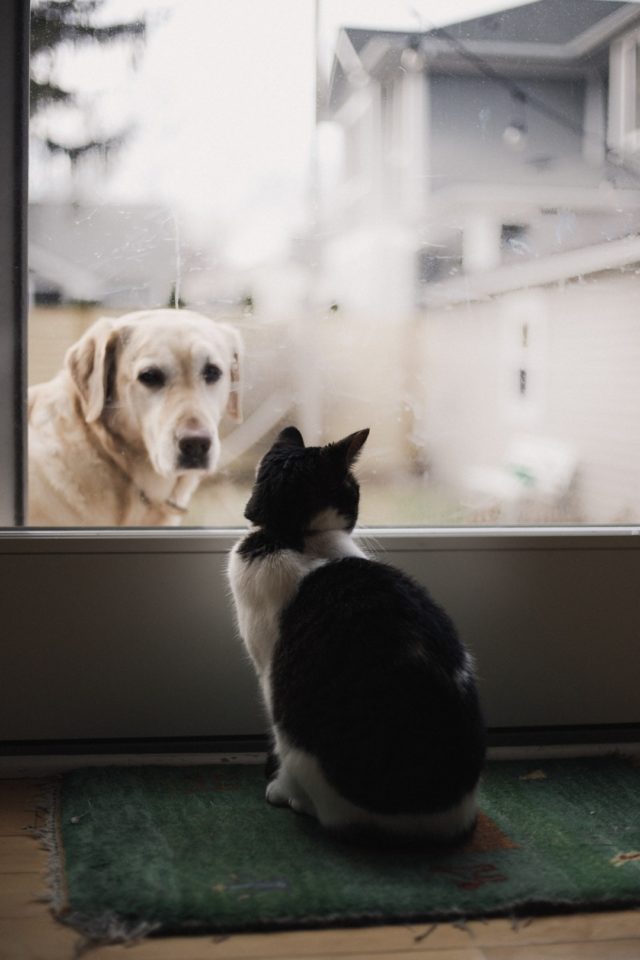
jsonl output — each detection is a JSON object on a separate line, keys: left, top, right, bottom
{"left": 426, "top": 0, "right": 629, "bottom": 46}
{"left": 328, "top": 1, "right": 640, "bottom": 111}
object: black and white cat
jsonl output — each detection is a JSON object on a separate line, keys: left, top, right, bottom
{"left": 227, "top": 426, "right": 485, "bottom": 841}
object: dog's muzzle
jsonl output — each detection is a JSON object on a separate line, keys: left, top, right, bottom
{"left": 178, "top": 432, "right": 212, "bottom": 470}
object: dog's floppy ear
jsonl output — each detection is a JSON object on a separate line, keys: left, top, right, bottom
{"left": 221, "top": 323, "right": 244, "bottom": 423}
{"left": 66, "top": 316, "right": 119, "bottom": 423}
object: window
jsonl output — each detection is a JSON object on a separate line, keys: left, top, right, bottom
{"left": 21, "top": 0, "right": 640, "bottom": 529}
{"left": 1, "top": 0, "right": 639, "bottom": 748}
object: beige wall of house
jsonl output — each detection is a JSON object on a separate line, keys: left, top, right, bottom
{"left": 29, "top": 305, "right": 101, "bottom": 389}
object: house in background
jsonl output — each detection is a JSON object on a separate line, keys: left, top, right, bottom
{"left": 29, "top": 203, "right": 181, "bottom": 309}
{"left": 319, "top": 0, "right": 640, "bottom": 523}
{"left": 323, "top": 0, "right": 640, "bottom": 311}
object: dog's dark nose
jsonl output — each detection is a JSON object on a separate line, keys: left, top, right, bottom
{"left": 178, "top": 433, "right": 212, "bottom": 468}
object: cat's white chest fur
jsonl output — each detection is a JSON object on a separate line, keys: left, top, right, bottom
{"left": 227, "top": 528, "right": 364, "bottom": 699}
{"left": 227, "top": 544, "right": 318, "bottom": 685}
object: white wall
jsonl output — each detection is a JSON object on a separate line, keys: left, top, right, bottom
{"left": 418, "top": 271, "right": 640, "bottom": 523}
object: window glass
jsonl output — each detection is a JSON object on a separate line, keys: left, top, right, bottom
{"left": 28, "top": 0, "right": 640, "bottom": 527}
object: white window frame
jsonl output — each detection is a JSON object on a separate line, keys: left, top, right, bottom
{"left": 2, "top": 0, "right": 640, "bottom": 754}
{"left": 608, "top": 27, "right": 640, "bottom": 157}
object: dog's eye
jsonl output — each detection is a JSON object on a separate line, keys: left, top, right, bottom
{"left": 137, "top": 367, "right": 166, "bottom": 388}
{"left": 202, "top": 363, "right": 222, "bottom": 384}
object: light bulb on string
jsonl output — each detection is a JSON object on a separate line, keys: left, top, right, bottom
{"left": 503, "top": 89, "right": 528, "bottom": 151}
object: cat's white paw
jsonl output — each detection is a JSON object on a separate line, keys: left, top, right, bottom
{"left": 266, "top": 778, "right": 313, "bottom": 816}
{"left": 265, "top": 779, "right": 289, "bottom": 807}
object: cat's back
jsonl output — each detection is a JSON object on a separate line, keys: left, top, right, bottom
{"left": 278, "top": 556, "right": 462, "bottom": 670}
{"left": 272, "top": 556, "right": 485, "bottom": 816}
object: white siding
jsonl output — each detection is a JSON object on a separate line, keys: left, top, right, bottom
{"left": 418, "top": 271, "right": 640, "bottom": 523}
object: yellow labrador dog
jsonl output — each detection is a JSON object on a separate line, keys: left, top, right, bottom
{"left": 28, "top": 308, "right": 242, "bottom": 526}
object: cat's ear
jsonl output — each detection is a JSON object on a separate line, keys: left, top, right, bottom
{"left": 276, "top": 426, "right": 305, "bottom": 448}
{"left": 330, "top": 428, "right": 370, "bottom": 468}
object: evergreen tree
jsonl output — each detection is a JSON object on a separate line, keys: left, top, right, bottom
{"left": 30, "top": 0, "right": 147, "bottom": 163}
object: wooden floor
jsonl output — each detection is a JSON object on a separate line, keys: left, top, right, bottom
{"left": 2, "top": 778, "right": 640, "bottom": 960}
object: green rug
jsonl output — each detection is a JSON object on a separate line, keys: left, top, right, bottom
{"left": 48, "top": 757, "right": 640, "bottom": 942}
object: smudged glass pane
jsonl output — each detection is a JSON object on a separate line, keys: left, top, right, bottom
{"left": 28, "top": 0, "right": 640, "bottom": 527}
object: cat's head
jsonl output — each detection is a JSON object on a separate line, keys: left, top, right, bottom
{"left": 244, "top": 426, "right": 369, "bottom": 538}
